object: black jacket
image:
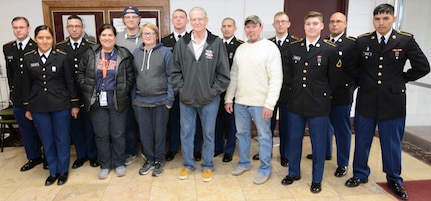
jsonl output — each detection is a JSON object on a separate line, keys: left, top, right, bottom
{"left": 287, "top": 38, "right": 340, "bottom": 117}
{"left": 22, "top": 49, "right": 79, "bottom": 112}
{"left": 76, "top": 44, "right": 135, "bottom": 113}
{"left": 3, "top": 39, "right": 37, "bottom": 107}
{"left": 346, "top": 30, "right": 430, "bottom": 120}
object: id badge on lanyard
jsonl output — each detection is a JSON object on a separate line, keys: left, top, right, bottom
{"left": 99, "top": 50, "right": 108, "bottom": 106}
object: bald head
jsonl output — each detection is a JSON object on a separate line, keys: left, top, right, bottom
{"left": 329, "top": 12, "right": 347, "bottom": 37}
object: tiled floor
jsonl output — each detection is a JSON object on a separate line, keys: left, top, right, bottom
{"left": 1, "top": 136, "right": 431, "bottom": 201}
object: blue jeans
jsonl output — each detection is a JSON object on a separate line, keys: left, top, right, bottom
{"left": 235, "top": 104, "right": 272, "bottom": 177}
{"left": 134, "top": 105, "right": 169, "bottom": 162}
{"left": 90, "top": 106, "right": 127, "bottom": 169}
{"left": 179, "top": 96, "right": 219, "bottom": 170}
{"left": 32, "top": 110, "right": 71, "bottom": 175}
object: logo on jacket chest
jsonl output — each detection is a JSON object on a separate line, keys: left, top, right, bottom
{"left": 205, "top": 50, "right": 214, "bottom": 60}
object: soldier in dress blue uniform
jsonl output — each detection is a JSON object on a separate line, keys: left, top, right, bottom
{"left": 56, "top": 15, "right": 99, "bottom": 169}
{"left": 22, "top": 25, "right": 80, "bottom": 186}
{"left": 264, "top": 11, "right": 299, "bottom": 167}
{"left": 305, "top": 12, "right": 356, "bottom": 177}
{"left": 214, "top": 17, "right": 243, "bottom": 163}
{"left": 2, "top": 16, "right": 47, "bottom": 171}
{"left": 344, "top": 4, "right": 430, "bottom": 200}
{"left": 281, "top": 11, "right": 341, "bottom": 193}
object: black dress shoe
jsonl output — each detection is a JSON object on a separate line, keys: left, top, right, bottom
{"left": 89, "top": 158, "right": 100, "bottom": 167}
{"left": 43, "top": 158, "right": 48, "bottom": 170}
{"left": 306, "top": 154, "right": 332, "bottom": 160}
{"left": 45, "top": 174, "right": 58, "bottom": 186}
{"left": 222, "top": 153, "right": 233, "bottom": 162}
{"left": 334, "top": 166, "right": 347, "bottom": 177}
{"left": 20, "top": 157, "right": 43, "bottom": 172}
{"left": 280, "top": 158, "right": 289, "bottom": 167}
{"left": 281, "top": 175, "right": 301, "bottom": 185}
{"left": 57, "top": 172, "right": 68, "bottom": 185}
{"left": 194, "top": 152, "right": 202, "bottom": 161}
{"left": 252, "top": 153, "right": 259, "bottom": 160}
{"left": 72, "top": 158, "right": 87, "bottom": 169}
{"left": 165, "top": 151, "right": 176, "bottom": 161}
{"left": 214, "top": 151, "right": 223, "bottom": 157}
{"left": 310, "top": 182, "right": 322, "bottom": 193}
{"left": 345, "top": 177, "right": 368, "bottom": 187}
{"left": 387, "top": 181, "right": 408, "bottom": 200}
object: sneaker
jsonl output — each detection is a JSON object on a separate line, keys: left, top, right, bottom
{"left": 115, "top": 166, "right": 126, "bottom": 177}
{"left": 253, "top": 173, "right": 269, "bottom": 185}
{"left": 139, "top": 161, "right": 154, "bottom": 175}
{"left": 202, "top": 169, "right": 213, "bottom": 182}
{"left": 124, "top": 155, "right": 136, "bottom": 166}
{"left": 231, "top": 166, "right": 250, "bottom": 176}
{"left": 152, "top": 161, "right": 163, "bottom": 177}
{"left": 98, "top": 169, "right": 109, "bottom": 180}
{"left": 178, "top": 168, "right": 191, "bottom": 180}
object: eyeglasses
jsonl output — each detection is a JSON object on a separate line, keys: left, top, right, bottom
{"left": 274, "top": 20, "right": 289, "bottom": 25}
{"left": 66, "top": 25, "right": 83, "bottom": 29}
{"left": 124, "top": 15, "right": 140, "bottom": 20}
{"left": 329, "top": 20, "right": 344, "bottom": 24}
{"left": 142, "top": 32, "right": 156, "bottom": 37}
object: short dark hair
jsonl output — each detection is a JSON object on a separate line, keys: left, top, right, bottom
{"left": 96, "top": 24, "right": 117, "bottom": 43}
{"left": 11, "top": 16, "right": 30, "bottom": 27}
{"left": 34, "top": 25, "right": 54, "bottom": 38}
{"left": 373, "top": 4, "right": 394, "bottom": 16}
{"left": 304, "top": 11, "right": 323, "bottom": 22}
{"left": 67, "top": 15, "right": 83, "bottom": 22}
{"left": 173, "top": 8, "right": 188, "bottom": 18}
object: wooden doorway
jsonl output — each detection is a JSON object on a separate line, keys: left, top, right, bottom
{"left": 284, "top": 0, "right": 349, "bottom": 38}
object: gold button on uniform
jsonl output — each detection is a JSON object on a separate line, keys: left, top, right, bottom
{"left": 74, "top": 58, "right": 78, "bottom": 62}
{"left": 42, "top": 75, "right": 46, "bottom": 78}
{"left": 302, "top": 83, "right": 307, "bottom": 88}
{"left": 303, "top": 69, "right": 307, "bottom": 73}
{"left": 379, "top": 57, "right": 383, "bottom": 61}
{"left": 302, "top": 77, "right": 307, "bottom": 81}
{"left": 379, "top": 65, "right": 383, "bottom": 69}
{"left": 305, "top": 62, "right": 308, "bottom": 66}
{"left": 44, "top": 88, "right": 47, "bottom": 91}
{"left": 377, "top": 80, "right": 382, "bottom": 84}
{"left": 378, "top": 72, "right": 382, "bottom": 76}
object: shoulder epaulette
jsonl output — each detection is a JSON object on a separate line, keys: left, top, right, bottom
{"left": 24, "top": 49, "right": 36, "bottom": 56}
{"left": 57, "top": 40, "right": 68, "bottom": 45}
{"left": 358, "top": 32, "right": 373, "bottom": 38}
{"left": 397, "top": 30, "right": 413, "bottom": 37}
{"left": 291, "top": 38, "right": 303, "bottom": 45}
{"left": 323, "top": 39, "right": 336, "bottom": 47}
{"left": 291, "top": 35, "right": 300, "bottom": 40}
{"left": 86, "top": 39, "right": 96, "bottom": 45}
{"left": 236, "top": 38, "right": 244, "bottom": 43}
{"left": 55, "top": 49, "right": 67, "bottom": 55}
{"left": 268, "top": 36, "right": 276, "bottom": 41}
{"left": 162, "top": 33, "right": 173, "bottom": 39}
{"left": 4, "top": 40, "right": 15, "bottom": 45}
{"left": 345, "top": 35, "right": 357, "bottom": 41}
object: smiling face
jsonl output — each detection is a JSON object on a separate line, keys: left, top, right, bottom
{"left": 99, "top": 28, "right": 116, "bottom": 51}
{"left": 373, "top": 12, "right": 396, "bottom": 36}
{"left": 141, "top": 26, "right": 157, "bottom": 47}
{"left": 189, "top": 9, "right": 208, "bottom": 33}
{"left": 122, "top": 10, "right": 141, "bottom": 30}
{"left": 304, "top": 16, "right": 323, "bottom": 40}
{"left": 35, "top": 29, "right": 53, "bottom": 54}
{"left": 272, "top": 13, "right": 291, "bottom": 35}
{"left": 12, "top": 19, "right": 31, "bottom": 41}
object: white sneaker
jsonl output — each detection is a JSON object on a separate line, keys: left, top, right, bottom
{"left": 115, "top": 166, "right": 126, "bottom": 177}
{"left": 253, "top": 173, "right": 269, "bottom": 185}
{"left": 231, "top": 166, "right": 250, "bottom": 176}
{"left": 98, "top": 169, "right": 109, "bottom": 180}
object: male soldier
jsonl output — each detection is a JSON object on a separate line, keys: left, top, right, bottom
{"left": 214, "top": 17, "right": 243, "bottom": 163}
{"left": 56, "top": 15, "right": 99, "bottom": 169}
{"left": 344, "top": 4, "right": 430, "bottom": 200}
{"left": 3, "top": 16, "right": 46, "bottom": 171}
{"left": 281, "top": 11, "right": 340, "bottom": 193}
{"left": 163, "top": 9, "right": 204, "bottom": 162}
{"left": 116, "top": 5, "right": 143, "bottom": 166}
{"left": 305, "top": 12, "right": 356, "bottom": 177}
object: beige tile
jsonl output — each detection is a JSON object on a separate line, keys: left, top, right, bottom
{"left": 195, "top": 177, "right": 245, "bottom": 201}
{"left": 5, "top": 186, "right": 61, "bottom": 201}
{"left": 53, "top": 184, "right": 106, "bottom": 201}
{"left": 150, "top": 177, "right": 197, "bottom": 201}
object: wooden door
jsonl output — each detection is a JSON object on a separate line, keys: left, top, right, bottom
{"left": 284, "top": 0, "right": 349, "bottom": 38}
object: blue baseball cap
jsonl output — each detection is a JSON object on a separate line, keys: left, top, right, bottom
{"left": 123, "top": 6, "right": 139, "bottom": 16}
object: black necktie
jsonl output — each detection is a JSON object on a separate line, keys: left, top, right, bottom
{"left": 177, "top": 35, "right": 182, "bottom": 41}
{"left": 308, "top": 44, "right": 314, "bottom": 52}
{"left": 19, "top": 42, "right": 23, "bottom": 51}
{"left": 225, "top": 41, "right": 228, "bottom": 46}
{"left": 73, "top": 42, "right": 79, "bottom": 50}
{"left": 277, "top": 40, "right": 282, "bottom": 47}
{"left": 41, "top": 55, "right": 47, "bottom": 64}
{"left": 380, "top": 36, "right": 386, "bottom": 50}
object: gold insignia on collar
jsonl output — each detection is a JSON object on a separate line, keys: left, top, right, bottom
{"left": 392, "top": 35, "right": 396, "bottom": 39}
{"left": 336, "top": 59, "right": 342, "bottom": 68}
{"left": 301, "top": 42, "right": 305, "bottom": 47}
{"left": 371, "top": 36, "right": 375, "bottom": 40}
